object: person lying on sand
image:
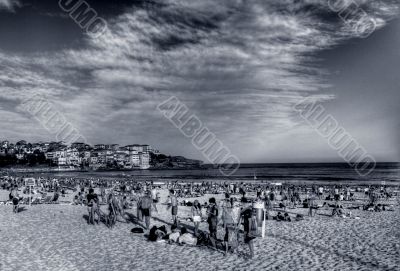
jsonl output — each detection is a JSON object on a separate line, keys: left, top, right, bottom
{"left": 167, "top": 225, "right": 181, "bottom": 244}
{"left": 148, "top": 225, "right": 167, "bottom": 242}
{"left": 178, "top": 227, "right": 197, "bottom": 246}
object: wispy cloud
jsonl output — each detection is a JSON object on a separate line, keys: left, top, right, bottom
{"left": 0, "top": 0, "right": 399, "bottom": 160}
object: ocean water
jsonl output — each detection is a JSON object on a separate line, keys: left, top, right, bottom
{"left": 25, "top": 162, "right": 400, "bottom": 185}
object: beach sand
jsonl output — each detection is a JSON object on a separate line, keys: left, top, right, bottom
{"left": 0, "top": 190, "right": 399, "bottom": 271}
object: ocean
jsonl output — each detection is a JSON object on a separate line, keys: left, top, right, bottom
{"left": 15, "top": 162, "right": 400, "bottom": 185}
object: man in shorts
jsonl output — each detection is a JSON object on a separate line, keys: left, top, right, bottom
{"left": 169, "top": 190, "right": 178, "bottom": 226}
{"left": 11, "top": 185, "right": 19, "bottom": 213}
{"left": 141, "top": 191, "right": 153, "bottom": 230}
{"left": 151, "top": 186, "right": 159, "bottom": 212}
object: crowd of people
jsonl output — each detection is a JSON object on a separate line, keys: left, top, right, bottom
{"left": 1, "top": 174, "right": 399, "bottom": 258}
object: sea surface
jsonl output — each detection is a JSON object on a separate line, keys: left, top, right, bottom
{"left": 8, "top": 162, "right": 400, "bottom": 185}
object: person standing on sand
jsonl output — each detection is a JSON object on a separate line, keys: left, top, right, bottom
{"left": 308, "top": 193, "right": 316, "bottom": 217}
{"left": 87, "top": 188, "right": 99, "bottom": 224}
{"left": 240, "top": 205, "right": 258, "bottom": 259}
{"left": 169, "top": 189, "right": 179, "bottom": 226}
{"left": 222, "top": 198, "right": 238, "bottom": 255}
{"left": 11, "top": 185, "right": 19, "bottom": 213}
{"left": 318, "top": 186, "right": 324, "bottom": 200}
{"left": 191, "top": 200, "right": 202, "bottom": 236}
{"left": 107, "top": 193, "right": 117, "bottom": 228}
{"left": 140, "top": 191, "right": 153, "bottom": 230}
{"left": 207, "top": 197, "right": 218, "bottom": 249}
{"left": 150, "top": 186, "right": 159, "bottom": 213}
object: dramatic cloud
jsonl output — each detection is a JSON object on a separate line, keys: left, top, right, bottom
{"left": 0, "top": 0, "right": 399, "bottom": 161}
{"left": 0, "top": 0, "right": 20, "bottom": 11}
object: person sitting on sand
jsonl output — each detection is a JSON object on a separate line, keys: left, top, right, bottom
{"left": 148, "top": 225, "right": 167, "bottom": 242}
{"left": 331, "top": 203, "right": 344, "bottom": 217}
{"left": 191, "top": 200, "right": 202, "bottom": 236}
{"left": 168, "top": 225, "right": 181, "bottom": 244}
{"left": 73, "top": 195, "right": 80, "bottom": 205}
{"left": 275, "top": 212, "right": 285, "bottom": 221}
{"left": 284, "top": 212, "right": 291, "bottom": 222}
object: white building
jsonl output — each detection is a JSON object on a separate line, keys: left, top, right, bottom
{"left": 139, "top": 152, "right": 150, "bottom": 169}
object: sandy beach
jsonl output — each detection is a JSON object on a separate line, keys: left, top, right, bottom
{"left": 0, "top": 188, "right": 399, "bottom": 271}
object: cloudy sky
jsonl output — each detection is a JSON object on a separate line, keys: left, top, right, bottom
{"left": 0, "top": 0, "right": 399, "bottom": 163}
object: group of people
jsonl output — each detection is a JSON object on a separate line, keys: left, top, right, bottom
{"left": 136, "top": 189, "right": 260, "bottom": 258}
{"left": 1, "top": 174, "right": 399, "bottom": 258}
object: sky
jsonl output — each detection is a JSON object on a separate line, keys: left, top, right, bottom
{"left": 0, "top": 0, "right": 399, "bottom": 163}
